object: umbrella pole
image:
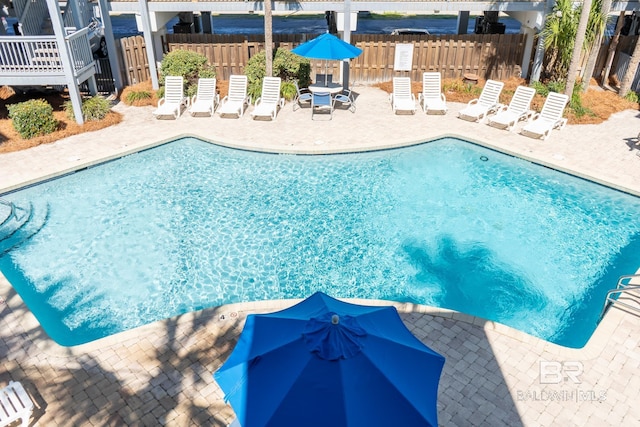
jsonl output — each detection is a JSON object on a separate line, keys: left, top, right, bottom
{"left": 325, "top": 61, "right": 328, "bottom": 86}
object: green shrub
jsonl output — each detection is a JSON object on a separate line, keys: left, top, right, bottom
{"left": 160, "top": 49, "right": 216, "bottom": 97}
{"left": 64, "top": 96, "right": 111, "bottom": 121}
{"left": 124, "top": 89, "right": 152, "bottom": 105}
{"left": 531, "top": 80, "right": 549, "bottom": 96}
{"left": 546, "top": 80, "right": 565, "bottom": 94}
{"left": 568, "top": 83, "right": 595, "bottom": 119}
{"left": 624, "top": 90, "right": 640, "bottom": 103}
{"left": 245, "top": 48, "right": 312, "bottom": 101}
{"left": 280, "top": 81, "right": 297, "bottom": 101}
{"left": 8, "top": 99, "right": 58, "bottom": 139}
{"left": 273, "top": 49, "right": 311, "bottom": 86}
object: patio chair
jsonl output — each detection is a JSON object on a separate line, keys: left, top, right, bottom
{"left": 457, "top": 79, "right": 504, "bottom": 122}
{"left": 418, "top": 72, "right": 447, "bottom": 114}
{"left": 152, "top": 76, "right": 188, "bottom": 119}
{"left": 188, "top": 78, "right": 219, "bottom": 117}
{"left": 334, "top": 89, "right": 356, "bottom": 113}
{"left": 390, "top": 77, "right": 417, "bottom": 114}
{"left": 250, "top": 77, "right": 285, "bottom": 121}
{"left": 293, "top": 81, "right": 312, "bottom": 111}
{"left": 217, "top": 75, "right": 250, "bottom": 118}
{"left": 521, "top": 92, "right": 569, "bottom": 140}
{"left": 0, "top": 381, "right": 34, "bottom": 427}
{"left": 311, "top": 92, "right": 334, "bottom": 120}
{"left": 487, "top": 85, "right": 536, "bottom": 131}
{"left": 315, "top": 73, "right": 333, "bottom": 86}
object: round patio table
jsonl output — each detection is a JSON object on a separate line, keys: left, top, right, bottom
{"left": 308, "top": 82, "right": 343, "bottom": 94}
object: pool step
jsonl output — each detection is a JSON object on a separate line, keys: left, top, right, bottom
{"left": 0, "top": 200, "right": 32, "bottom": 242}
{"left": 0, "top": 201, "right": 49, "bottom": 256}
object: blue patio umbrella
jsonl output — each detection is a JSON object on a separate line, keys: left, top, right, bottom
{"left": 213, "top": 292, "right": 445, "bottom": 427}
{"left": 292, "top": 33, "right": 363, "bottom": 85}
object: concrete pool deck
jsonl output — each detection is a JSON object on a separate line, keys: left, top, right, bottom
{"left": 0, "top": 85, "right": 639, "bottom": 426}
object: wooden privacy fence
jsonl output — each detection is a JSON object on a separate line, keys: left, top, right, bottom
{"left": 120, "top": 35, "right": 151, "bottom": 85}
{"left": 119, "top": 32, "right": 637, "bottom": 86}
{"left": 159, "top": 33, "right": 526, "bottom": 83}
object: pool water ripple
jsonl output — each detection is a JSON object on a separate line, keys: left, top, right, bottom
{"left": 1, "top": 137, "right": 639, "bottom": 347}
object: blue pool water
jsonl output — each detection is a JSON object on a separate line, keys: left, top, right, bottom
{"left": 1, "top": 137, "right": 639, "bottom": 348}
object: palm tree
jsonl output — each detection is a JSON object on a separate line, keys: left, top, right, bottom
{"left": 540, "top": 0, "right": 606, "bottom": 88}
{"left": 264, "top": 0, "right": 273, "bottom": 77}
{"left": 581, "top": 0, "right": 611, "bottom": 91}
{"left": 565, "top": 0, "right": 593, "bottom": 97}
{"left": 601, "top": 12, "right": 626, "bottom": 87}
{"left": 541, "top": 0, "right": 579, "bottom": 82}
{"left": 619, "top": 36, "right": 640, "bottom": 96}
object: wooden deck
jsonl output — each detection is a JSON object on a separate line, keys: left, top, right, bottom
{"left": 0, "top": 28, "right": 96, "bottom": 86}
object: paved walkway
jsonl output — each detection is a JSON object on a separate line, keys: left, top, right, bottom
{"left": 1, "top": 85, "right": 639, "bottom": 426}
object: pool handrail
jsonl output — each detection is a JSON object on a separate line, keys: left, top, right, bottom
{"left": 600, "top": 274, "right": 640, "bottom": 320}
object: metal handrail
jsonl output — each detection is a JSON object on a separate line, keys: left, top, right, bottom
{"left": 600, "top": 275, "right": 640, "bottom": 319}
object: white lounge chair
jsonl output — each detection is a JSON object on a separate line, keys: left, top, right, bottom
{"left": 217, "top": 75, "right": 250, "bottom": 118}
{"left": 390, "top": 77, "right": 416, "bottom": 114}
{"left": 458, "top": 79, "right": 504, "bottom": 122}
{"left": 521, "top": 92, "right": 569, "bottom": 140}
{"left": 188, "top": 78, "right": 219, "bottom": 117}
{"left": 152, "top": 76, "right": 188, "bottom": 119}
{"left": 292, "top": 81, "right": 312, "bottom": 111}
{"left": 487, "top": 85, "right": 536, "bottom": 131}
{"left": 250, "top": 77, "right": 285, "bottom": 121}
{"left": 0, "top": 381, "right": 34, "bottom": 427}
{"left": 418, "top": 72, "right": 447, "bottom": 114}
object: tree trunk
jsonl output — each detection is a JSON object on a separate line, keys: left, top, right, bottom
{"left": 581, "top": 0, "right": 612, "bottom": 91}
{"left": 565, "top": 0, "right": 593, "bottom": 97}
{"left": 264, "top": 0, "right": 273, "bottom": 77}
{"left": 619, "top": 35, "right": 640, "bottom": 96}
{"left": 601, "top": 12, "right": 626, "bottom": 87}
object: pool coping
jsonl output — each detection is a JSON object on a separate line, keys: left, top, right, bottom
{"left": 2, "top": 131, "right": 640, "bottom": 198}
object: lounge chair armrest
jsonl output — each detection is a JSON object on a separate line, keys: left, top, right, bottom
{"left": 524, "top": 109, "right": 534, "bottom": 121}
{"left": 557, "top": 118, "right": 568, "bottom": 129}
{"left": 279, "top": 97, "right": 285, "bottom": 108}
{"left": 530, "top": 112, "right": 540, "bottom": 121}
{"left": 441, "top": 93, "right": 446, "bottom": 102}
{"left": 157, "top": 97, "right": 166, "bottom": 107}
{"left": 215, "top": 93, "right": 220, "bottom": 107}
{"left": 467, "top": 98, "right": 479, "bottom": 106}
{"left": 418, "top": 93, "right": 424, "bottom": 103}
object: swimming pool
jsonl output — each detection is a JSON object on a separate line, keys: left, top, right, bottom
{"left": 1, "top": 137, "right": 639, "bottom": 348}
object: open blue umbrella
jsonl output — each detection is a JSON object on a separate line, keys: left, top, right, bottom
{"left": 292, "top": 33, "right": 363, "bottom": 85}
{"left": 214, "top": 292, "right": 445, "bottom": 427}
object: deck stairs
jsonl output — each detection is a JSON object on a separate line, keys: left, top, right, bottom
{"left": 12, "top": 0, "right": 94, "bottom": 35}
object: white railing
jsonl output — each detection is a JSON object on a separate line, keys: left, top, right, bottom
{"left": 65, "top": 26, "right": 94, "bottom": 75}
{"left": 0, "top": 35, "right": 63, "bottom": 73}
{"left": 0, "top": 27, "right": 94, "bottom": 77}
